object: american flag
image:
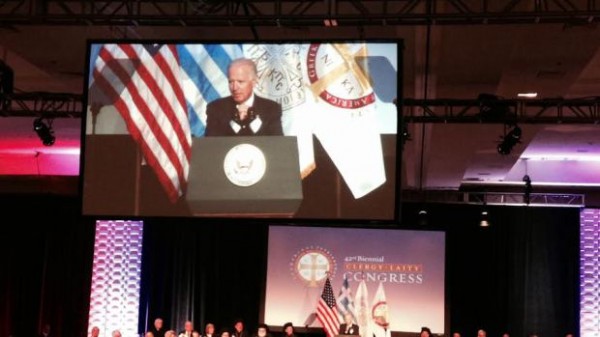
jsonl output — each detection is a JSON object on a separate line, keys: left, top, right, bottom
{"left": 337, "top": 274, "right": 356, "bottom": 320}
{"left": 317, "top": 277, "right": 340, "bottom": 337}
{"left": 91, "top": 43, "right": 191, "bottom": 202}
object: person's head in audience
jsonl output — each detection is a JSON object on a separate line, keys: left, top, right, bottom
{"left": 185, "top": 321, "right": 194, "bottom": 334}
{"left": 234, "top": 321, "right": 244, "bottom": 334}
{"left": 565, "top": 333, "right": 573, "bottom": 337}
{"left": 283, "top": 323, "right": 294, "bottom": 337}
{"left": 91, "top": 327, "right": 100, "bottom": 337}
{"left": 166, "top": 330, "right": 176, "bottom": 337}
{"left": 452, "top": 332, "right": 460, "bottom": 337}
{"left": 155, "top": 318, "right": 164, "bottom": 331}
{"left": 477, "top": 330, "right": 486, "bottom": 337}
{"left": 41, "top": 323, "right": 51, "bottom": 337}
{"left": 205, "top": 324, "right": 215, "bottom": 336}
{"left": 146, "top": 332, "right": 155, "bottom": 337}
{"left": 112, "top": 330, "right": 122, "bottom": 337}
{"left": 220, "top": 330, "right": 231, "bottom": 337}
{"left": 502, "top": 333, "right": 509, "bottom": 337}
{"left": 256, "top": 324, "right": 269, "bottom": 337}
{"left": 193, "top": 332, "right": 201, "bottom": 337}
{"left": 420, "top": 327, "right": 432, "bottom": 337}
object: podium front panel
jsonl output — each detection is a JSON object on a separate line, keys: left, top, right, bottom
{"left": 186, "top": 136, "right": 303, "bottom": 216}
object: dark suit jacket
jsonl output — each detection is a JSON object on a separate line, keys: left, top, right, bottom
{"left": 204, "top": 95, "right": 283, "bottom": 136}
{"left": 233, "top": 331, "right": 249, "bottom": 337}
{"left": 179, "top": 330, "right": 197, "bottom": 337}
{"left": 339, "top": 324, "right": 359, "bottom": 335}
{"left": 149, "top": 328, "right": 166, "bottom": 337}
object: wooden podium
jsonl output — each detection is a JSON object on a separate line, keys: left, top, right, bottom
{"left": 185, "top": 136, "right": 304, "bottom": 217}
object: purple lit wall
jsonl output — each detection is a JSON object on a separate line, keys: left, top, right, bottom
{"left": 580, "top": 209, "right": 600, "bottom": 337}
{"left": 88, "top": 220, "right": 144, "bottom": 337}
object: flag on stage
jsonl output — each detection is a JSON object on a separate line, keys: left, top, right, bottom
{"left": 177, "top": 44, "right": 243, "bottom": 136}
{"left": 337, "top": 274, "right": 356, "bottom": 320}
{"left": 371, "top": 282, "right": 389, "bottom": 328}
{"left": 91, "top": 43, "right": 191, "bottom": 202}
{"left": 316, "top": 277, "right": 340, "bottom": 337}
{"left": 354, "top": 279, "right": 369, "bottom": 337}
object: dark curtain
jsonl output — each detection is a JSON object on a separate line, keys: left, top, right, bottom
{"left": 0, "top": 194, "right": 95, "bottom": 337}
{"left": 403, "top": 203, "right": 580, "bottom": 337}
{"left": 139, "top": 221, "right": 269, "bottom": 335}
{"left": 0, "top": 193, "right": 579, "bottom": 337}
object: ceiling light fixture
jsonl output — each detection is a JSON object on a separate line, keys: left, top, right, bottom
{"left": 323, "top": 18, "right": 338, "bottom": 26}
{"left": 418, "top": 209, "right": 428, "bottom": 226}
{"left": 480, "top": 210, "right": 490, "bottom": 227}
{"left": 517, "top": 92, "right": 538, "bottom": 98}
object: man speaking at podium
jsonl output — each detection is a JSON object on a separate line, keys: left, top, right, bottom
{"left": 205, "top": 58, "right": 283, "bottom": 137}
{"left": 339, "top": 313, "right": 359, "bottom": 336}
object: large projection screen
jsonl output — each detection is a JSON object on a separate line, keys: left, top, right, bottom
{"left": 264, "top": 226, "right": 446, "bottom": 334}
{"left": 81, "top": 41, "right": 401, "bottom": 222}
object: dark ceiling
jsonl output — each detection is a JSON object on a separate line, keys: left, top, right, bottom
{"left": 1, "top": 0, "right": 600, "bottom": 205}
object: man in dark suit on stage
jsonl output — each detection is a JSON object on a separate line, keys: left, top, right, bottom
{"left": 180, "top": 320, "right": 197, "bottom": 337}
{"left": 339, "top": 313, "right": 359, "bottom": 335}
{"left": 232, "top": 319, "right": 249, "bottom": 337}
{"left": 149, "top": 317, "right": 166, "bottom": 337}
{"left": 204, "top": 58, "right": 283, "bottom": 137}
{"left": 38, "top": 323, "right": 52, "bottom": 337}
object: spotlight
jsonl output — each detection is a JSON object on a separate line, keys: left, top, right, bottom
{"left": 497, "top": 124, "right": 522, "bottom": 155}
{"left": 523, "top": 175, "right": 532, "bottom": 205}
{"left": 480, "top": 210, "right": 490, "bottom": 227}
{"left": 401, "top": 123, "right": 411, "bottom": 148}
{"left": 323, "top": 18, "right": 338, "bottom": 26}
{"left": 33, "top": 117, "right": 55, "bottom": 146}
{"left": 418, "top": 209, "right": 428, "bottom": 226}
{"left": 395, "top": 97, "right": 411, "bottom": 149}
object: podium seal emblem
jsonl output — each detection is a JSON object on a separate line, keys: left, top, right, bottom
{"left": 223, "top": 143, "right": 267, "bottom": 187}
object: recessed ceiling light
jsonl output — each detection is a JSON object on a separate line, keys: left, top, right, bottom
{"left": 518, "top": 92, "right": 538, "bottom": 98}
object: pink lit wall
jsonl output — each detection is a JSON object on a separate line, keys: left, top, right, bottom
{"left": 0, "top": 117, "right": 80, "bottom": 175}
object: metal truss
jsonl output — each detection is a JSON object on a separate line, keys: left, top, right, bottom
{"left": 0, "top": 92, "right": 83, "bottom": 118}
{"left": 0, "top": 0, "right": 599, "bottom": 26}
{"left": 402, "top": 97, "right": 600, "bottom": 124}
{"left": 402, "top": 189, "right": 585, "bottom": 207}
{"left": 2, "top": 92, "right": 600, "bottom": 124}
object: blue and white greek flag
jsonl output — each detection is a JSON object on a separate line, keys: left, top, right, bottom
{"left": 177, "top": 44, "right": 243, "bottom": 136}
{"left": 337, "top": 274, "right": 356, "bottom": 321}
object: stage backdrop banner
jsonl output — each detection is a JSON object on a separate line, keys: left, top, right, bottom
{"left": 264, "top": 226, "right": 445, "bottom": 334}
